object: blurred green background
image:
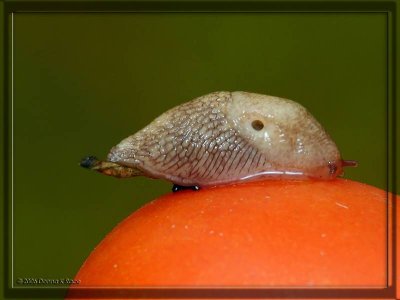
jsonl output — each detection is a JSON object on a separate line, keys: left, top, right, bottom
{"left": 12, "top": 12, "right": 387, "bottom": 287}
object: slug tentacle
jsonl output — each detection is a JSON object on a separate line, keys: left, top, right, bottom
{"left": 81, "top": 91, "right": 357, "bottom": 187}
{"left": 342, "top": 160, "right": 358, "bottom": 167}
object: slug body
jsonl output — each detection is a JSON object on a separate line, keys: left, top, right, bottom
{"left": 84, "top": 91, "right": 356, "bottom": 187}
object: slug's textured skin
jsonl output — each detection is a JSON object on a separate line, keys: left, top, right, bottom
{"left": 106, "top": 91, "right": 344, "bottom": 187}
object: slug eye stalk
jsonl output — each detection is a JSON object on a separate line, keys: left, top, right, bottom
{"left": 342, "top": 160, "right": 358, "bottom": 168}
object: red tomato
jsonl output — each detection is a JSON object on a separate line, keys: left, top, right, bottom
{"left": 68, "top": 179, "right": 398, "bottom": 299}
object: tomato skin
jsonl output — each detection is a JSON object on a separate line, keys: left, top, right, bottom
{"left": 68, "top": 179, "right": 398, "bottom": 298}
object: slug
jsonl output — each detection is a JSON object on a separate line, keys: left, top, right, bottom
{"left": 81, "top": 91, "right": 357, "bottom": 190}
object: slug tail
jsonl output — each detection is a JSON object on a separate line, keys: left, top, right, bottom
{"left": 80, "top": 155, "right": 99, "bottom": 169}
{"left": 80, "top": 155, "right": 142, "bottom": 178}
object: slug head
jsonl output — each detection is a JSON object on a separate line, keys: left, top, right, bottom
{"left": 227, "top": 92, "right": 346, "bottom": 180}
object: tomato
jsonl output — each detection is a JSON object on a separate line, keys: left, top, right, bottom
{"left": 68, "top": 179, "right": 398, "bottom": 299}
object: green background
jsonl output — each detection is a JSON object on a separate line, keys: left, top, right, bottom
{"left": 11, "top": 11, "right": 387, "bottom": 290}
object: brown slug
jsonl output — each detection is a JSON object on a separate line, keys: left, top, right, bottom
{"left": 81, "top": 91, "right": 357, "bottom": 189}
